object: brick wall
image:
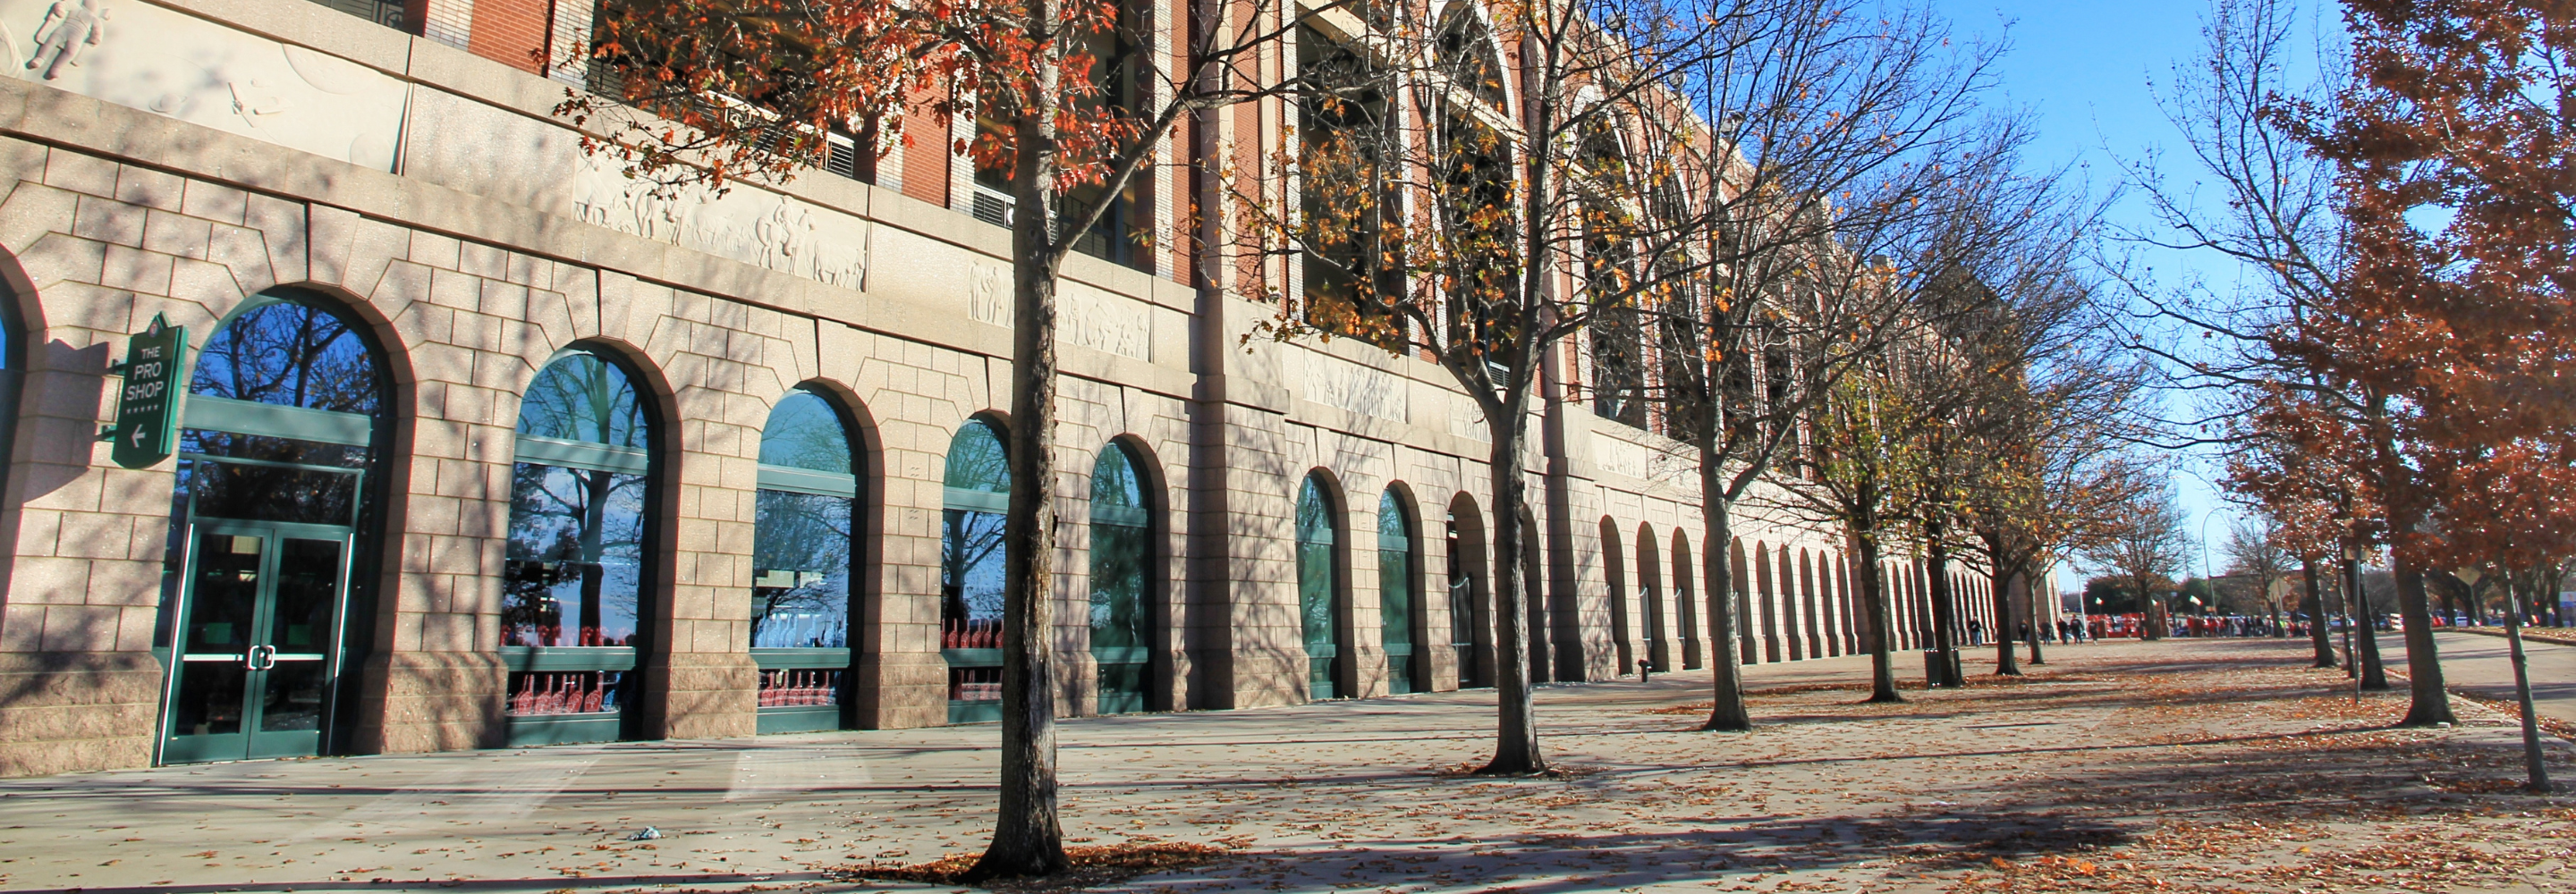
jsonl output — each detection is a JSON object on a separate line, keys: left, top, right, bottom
{"left": 468, "top": 0, "right": 551, "bottom": 74}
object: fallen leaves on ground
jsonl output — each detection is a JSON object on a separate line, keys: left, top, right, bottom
{"left": 835, "top": 841, "right": 1237, "bottom": 891}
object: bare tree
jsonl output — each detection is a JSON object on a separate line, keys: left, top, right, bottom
{"left": 2220, "top": 514, "right": 2293, "bottom": 637}
{"left": 2078, "top": 485, "right": 2194, "bottom": 639}
{"left": 1235, "top": 0, "right": 1740, "bottom": 773}
{"left": 1645, "top": 0, "right": 2014, "bottom": 719}
{"left": 562, "top": 0, "right": 1347, "bottom": 873}
{"left": 2125, "top": 0, "right": 2470, "bottom": 726}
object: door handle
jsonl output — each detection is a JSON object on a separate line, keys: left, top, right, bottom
{"left": 247, "top": 645, "right": 275, "bottom": 670}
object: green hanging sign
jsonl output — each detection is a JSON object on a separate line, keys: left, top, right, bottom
{"left": 98, "top": 314, "right": 187, "bottom": 469}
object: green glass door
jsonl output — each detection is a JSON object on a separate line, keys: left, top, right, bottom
{"left": 1378, "top": 493, "right": 1414, "bottom": 696}
{"left": 1297, "top": 477, "right": 1341, "bottom": 700}
{"left": 164, "top": 522, "right": 351, "bottom": 764}
{"left": 1089, "top": 444, "right": 1152, "bottom": 715}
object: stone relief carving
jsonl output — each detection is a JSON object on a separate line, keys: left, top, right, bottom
{"left": 24, "top": 0, "right": 102, "bottom": 80}
{"left": 1303, "top": 357, "right": 1406, "bottom": 423}
{"left": 566, "top": 152, "right": 871, "bottom": 291}
{"left": 227, "top": 79, "right": 284, "bottom": 126}
{"left": 965, "top": 264, "right": 1010, "bottom": 327}
{"left": 1593, "top": 430, "right": 1692, "bottom": 486}
{"left": 1451, "top": 409, "right": 1490, "bottom": 443}
{"left": 3, "top": 0, "right": 403, "bottom": 170}
{"left": 1059, "top": 283, "right": 1149, "bottom": 360}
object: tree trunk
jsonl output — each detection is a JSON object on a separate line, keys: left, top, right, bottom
{"left": 1991, "top": 562, "right": 2020, "bottom": 675}
{"left": 1699, "top": 452, "right": 1749, "bottom": 731}
{"left": 2389, "top": 563, "right": 2456, "bottom": 726}
{"left": 2026, "top": 586, "right": 2046, "bottom": 665}
{"left": 2346, "top": 554, "right": 2388, "bottom": 691}
{"left": 2504, "top": 582, "right": 2554, "bottom": 792}
{"left": 1924, "top": 538, "right": 1961, "bottom": 687}
{"left": 965, "top": 76, "right": 1068, "bottom": 882}
{"left": 2140, "top": 575, "right": 2166, "bottom": 641}
{"left": 2302, "top": 560, "right": 2336, "bottom": 668}
{"left": 1853, "top": 533, "right": 1901, "bottom": 703}
{"left": 1479, "top": 421, "right": 1546, "bottom": 774}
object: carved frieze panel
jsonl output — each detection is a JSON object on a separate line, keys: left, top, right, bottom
{"left": 962, "top": 268, "right": 1150, "bottom": 361}
{"left": 1303, "top": 355, "right": 1406, "bottom": 423}
{"left": 2, "top": 0, "right": 407, "bottom": 170}
{"left": 1593, "top": 429, "right": 1694, "bottom": 487}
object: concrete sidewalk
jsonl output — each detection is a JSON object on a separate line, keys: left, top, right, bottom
{"left": 0, "top": 639, "right": 2564, "bottom": 894}
{"left": 2434, "top": 629, "right": 2576, "bottom": 724}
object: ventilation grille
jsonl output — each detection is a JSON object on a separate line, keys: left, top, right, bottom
{"left": 826, "top": 132, "right": 861, "bottom": 181}
{"left": 972, "top": 187, "right": 1015, "bottom": 228}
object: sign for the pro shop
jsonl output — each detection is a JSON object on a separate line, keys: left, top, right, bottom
{"left": 102, "top": 315, "right": 187, "bottom": 469}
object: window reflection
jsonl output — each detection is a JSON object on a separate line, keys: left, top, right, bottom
{"left": 1379, "top": 491, "right": 1413, "bottom": 694}
{"left": 752, "top": 391, "right": 857, "bottom": 652}
{"left": 1089, "top": 443, "right": 1150, "bottom": 713}
{"left": 191, "top": 299, "right": 383, "bottom": 415}
{"left": 942, "top": 420, "right": 1010, "bottom": 712}
{"left": 1298, "top": 476, "right": 1339, "bottom": 698}
{"left": 176, "top": 299, "right": 383, "bottom": 527}
{"left": 503, "top": 465, "right": 646, "bottom": 645}
{"left": 503, "top": 353, "right": 650, "bottom": 648}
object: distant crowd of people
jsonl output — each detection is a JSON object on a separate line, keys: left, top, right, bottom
{"left": 1946, "top": 603, "right": 2571, "bottom": 650}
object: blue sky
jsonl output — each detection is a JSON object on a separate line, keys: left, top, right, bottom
{"left": 1933, "top": 0, "right": 2248, "bottom": 596}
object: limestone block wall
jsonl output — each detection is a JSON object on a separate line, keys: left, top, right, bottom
{"left": 0, "top": 0, "right": 1936, "bottom": 778}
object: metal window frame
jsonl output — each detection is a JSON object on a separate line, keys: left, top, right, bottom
{"left": 514, "top": 434, "right": 650, "bottom": 475}
{"left": 183, "top": 394, "right": 373, "bottom": 447}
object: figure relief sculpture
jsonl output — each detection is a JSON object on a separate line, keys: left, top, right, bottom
{"left": 27, "top": 0, "right": 108, "bottom": 81}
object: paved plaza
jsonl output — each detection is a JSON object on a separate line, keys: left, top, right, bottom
{"left": 1, "top": 638, "right": 2571, "bottom": 894}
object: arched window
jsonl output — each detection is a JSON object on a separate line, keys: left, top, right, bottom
{"left": 750, "top": 389, "right": 860, "bottom": 732}
{"left": 1599, "top": 519, "right": 1630, "bottom": 673}
{"left": 1637, "top": 524, "right": 1666, "bottom": 672}
{"left": 1755, "top": 540, "right": 1780, "bottom": 663}
{"left": 0, "top": 283, "right": 21, "bottom": 520}
{"left": 1674, "top": 533, "right": 1699, "bottom": 670}
{"left": 163, "top": 291, "right": 387, "bottom": 764}
{"left": 1801, "top": 549, "right": 1827, "bottom": 659}
{"left": 502, "top": 350, "right": 655, "bottom": 746}
{"left": 1445, "top": 500, "right": 1490, "bottom": 689}
{"left": 1089, "top": 443, "right": 1153, "bottom": 714}
{"left": 940, "top": 419, "right": 1010, "bottom": 723}
{"left": 1378, "top": 490, "right": 1419, "bottom": 695}
{"left": 1296, "top": 474, "right": 1345, "bottom": 699}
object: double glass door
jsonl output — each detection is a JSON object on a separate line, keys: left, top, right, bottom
{"left": 163, "top": 521, "right": 352, "bottom": 763}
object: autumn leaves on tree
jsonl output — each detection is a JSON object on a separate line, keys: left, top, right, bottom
{"left": 2140, "top": 0, "right": 2572, "bottom": 790}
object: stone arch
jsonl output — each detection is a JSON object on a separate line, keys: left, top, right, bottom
{"left": 744, "top": 384, "right": 875, "bottom": 731}
{"left": 1729, "top": 538, "right": 1752, "bottom": 665}
{"left": 1445, "top": 491, "right": 1493, "bottom": 688}
{"left": 0, "top": 245, "right": 34, "bottom": 618}
{"left": 160, "top": 286, "right": 404, "bottom": 761}
{"left": 1778, "top": 544, "right": 1801, "bottom": 661}
{"left": 1753, "top": 539, "right": 1778, "bottom": 662}
{"left": 495, "top": 340, "right": 678, "bottom": 744}
{"left": 1800, "top": 549, "right": 1828, "bottom": 658}
{"left": 1295, "top": 468, "right": 1354, "bottom": 700}
{"left": 1086, "top": 437, "right": 1164, "bottom": 713}
{"left": 1377, "top": 484, "right": 1428, "bottom": 695}
{"left": 1597, "top": 518, "right": 1630, "bottom": 673}
{"left": 1673, "top": 530, "right": 1699, "bottom": 670}
{"left": 1635, "top": 522, "right": 1665, "bottom": 672}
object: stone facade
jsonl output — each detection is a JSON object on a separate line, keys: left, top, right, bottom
{"left": 0, "top": 0, "right": 2044, "bottom": 777}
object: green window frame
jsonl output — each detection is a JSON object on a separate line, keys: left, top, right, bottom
{"left": 1297, "top": 475, "right": 1342, "bottom": 700}
{"left": 1378, "top": 490, "right": 1415, "bottom": 695}
{"left": 940, "top": 419, "right": 1011, "bottom": 723}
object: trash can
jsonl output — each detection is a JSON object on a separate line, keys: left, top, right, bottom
{"left": 1923, "top": 649, "right": 1963, "bottom": 687}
